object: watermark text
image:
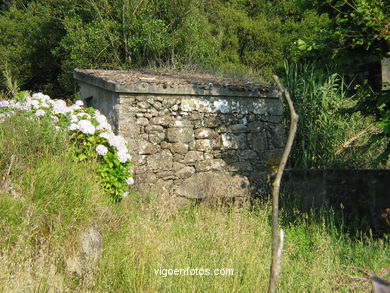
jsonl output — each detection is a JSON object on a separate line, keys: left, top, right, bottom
{"left": 154, "top": 267, "right": 234, "bottom": 277}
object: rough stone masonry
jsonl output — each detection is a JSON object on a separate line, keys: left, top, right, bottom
{"left": 74, "top": 69, "right": 285, "bottom": 201}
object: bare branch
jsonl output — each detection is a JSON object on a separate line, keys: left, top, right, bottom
{"left": 267, "top": 75, "right": 298, "bottom": 293}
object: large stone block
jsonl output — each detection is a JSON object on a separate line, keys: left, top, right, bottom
{"left": 150, "top": 115, "right": 172, "bottom": 126}
{"left": 149, "top": 132, "right": 165, "bottom": 144}
{"left": 269, "top": 124, "right": 285, "bottom": 148}
{"left": 195, "top": 139, "right": 220, "bottom": 151}
{"left": 147, "top": 149, "right": 173, "bottom": 170}
{"left": 177, "top": 166, "right": 196, "bottom": 179}
{"left": 249, "top": 133, "right": 267, "bottom": 153}
{"left": 229, "top": 124, "right": 249, "bottom": 133}
{"left": 221, "top": 133, "right": 247, "bottom": 150}
{"left": 167, "top": 127, "right": 194, "bottom": 143}
{"left": 138, "top": 140, "right": 158, "bottom": 154}
{"left": 183, "top": 151, "right": 204, "bottom": 163}
{"left": 145, "top": 124, "right": 164, "bottom": 134}
{"left": 169, "top": 119, "right": 192, "bottom": 128}
{"left": 195, "top": 159, "right": 226, "bottom": 172}
{"left": 175, "top": 172, "right": 250, "bottom": 199}
{"left": 194, "top": 128, "right": 218, "bottom": 139}
{"left": 171, "top": 143, "right": 189, "bottom": 154}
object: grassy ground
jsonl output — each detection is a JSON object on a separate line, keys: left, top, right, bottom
{"left": 0, "top": 114, "right": 389, "bottom": 292}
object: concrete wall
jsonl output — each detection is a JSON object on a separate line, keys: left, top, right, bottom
{"left": 75, "top": 69, "right": 285, "bottom": 201}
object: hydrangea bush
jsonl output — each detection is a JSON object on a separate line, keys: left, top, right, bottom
{"left": 0, "top": 93, "right": 133, "bottom": 201}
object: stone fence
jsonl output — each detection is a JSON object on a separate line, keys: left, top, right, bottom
{"left": 282, "top": 169, "right": 390, "bottom": 230}
{"left": 74, "top": 69, "right": 285, "bottom": 201}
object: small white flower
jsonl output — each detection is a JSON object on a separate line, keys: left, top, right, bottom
{"left": 75, "top": 100, "right": 84, "bottom": 106}
{"left": 108, "top": 135, "right": 127, "bottom": 152}
{"left": 0, "top": 100, "right": 10, "bottom": 108}
{"left": 96, "top": 144, "right": 108, "bottom": 156}
{"left": 31, "top": 100, "right": 40, "bottom": 109}
{"left": 35, "top": 109, "right": 45, "bottom": 117}
{"left": 117, "top": 150, "right": 129, "bottom": 163}
{"left": 99, "top": 132, "right": 112, "bottom": 140}
{"left": 96, "top": 121, "right": 112, "bottom": 131}
{"left": 94, "top": 114, "right": 107, "bottom": 124}
{"left": 51, "top": 99, "right": 69, "bottom": 114}
{"left": 123, "top": 192, "right": 129, "bottom": 198}
{"left": 32, "top": 93, "right": 50, "bottom": 102}
{"left": 69, "top": 104, "right": 81, "bottom": 111}
{"left": 78, "top": 119, "right": 95, "bottom": 135}
{"left": 126, "top": 177, "right": 134, "bottom": 185}
{"left": 69, "top": 114, "right": 78, "bottom": 123}
{"left": 51, "top": 115, "right": 59, "bottom": 123}
{"left": 68, "top": 123, "right": 78, "bottom": 131}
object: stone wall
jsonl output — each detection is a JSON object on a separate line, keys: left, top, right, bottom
{"left": 281, "top": 169, "right": 390, "bottom": 230}
{"left": 74, "top": 69, "right": 285, "bottom": 201}
{"left": 118, "top": 94, "right": 284, "bottom": 199}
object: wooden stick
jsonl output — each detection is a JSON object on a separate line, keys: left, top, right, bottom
{"left": 267, "top": 75, "right": 298, "bottom": 293}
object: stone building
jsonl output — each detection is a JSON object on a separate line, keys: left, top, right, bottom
{"left": 74, "top": 69, "right": 285, "bottom": 201}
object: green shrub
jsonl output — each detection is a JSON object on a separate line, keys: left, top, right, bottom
{"left": 283, "top": 62, "right": 385, "bottom": 168}
{"left": 0, "top": 93, "right": 134, "bottom": 201}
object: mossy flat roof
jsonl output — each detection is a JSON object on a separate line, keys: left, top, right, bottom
{"left": 74, "top": 69, "right": 281, "bottom": 98}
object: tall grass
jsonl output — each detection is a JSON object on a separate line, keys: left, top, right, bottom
{"left": 0, "top": 112, "right": 388, "bottom": 292}
{"left": 283, "top": 62, "right": 384, "bottom": 169}
{"left": 91, "top": 195, "right": 389, "bottom": 293}
{"left": 0, "top": 114, "right": 105, "bottom": 291}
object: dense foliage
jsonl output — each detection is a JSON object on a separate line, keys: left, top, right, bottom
{"left": 0, "top": 93, "right": 134, "bottom": 201}
{"left": 0, "top": 0, "right": 331, "bottom": 95}
{"left": 0, "top": 0, "right": 388, "bottom": 167}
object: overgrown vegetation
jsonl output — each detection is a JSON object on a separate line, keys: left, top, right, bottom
{"left": 1, "top": 93, "right": 134, "bottom": 201}
{"left": 0, "top": 114, "right": 105, "bottom": 290}
{"left": 283, "top": 62, "right": 387, "bottom": 168}
{"left": 0, "top": 0, "right": 389, "bottom": 289}
{"left": 0, "top": 0, "right": 332, "bottom": 96}
{"left": 0, "top": 0, "right": 388, "bottom": 167}
{"left": 0, "top": 112, "right": 388, "bottom": 291}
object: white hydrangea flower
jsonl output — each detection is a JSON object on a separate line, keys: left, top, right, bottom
{"left": 69, "top": 104, "right": 81, "bottom": 111}
{"left": 94, "top": 114, "right": 107, "bottom": 124}
{"left": 108, "top": 135, "right": 127, "bottom": 152}
{"left": 96, "top": 121, "right": 112, "bottom": 131}
{"left": 126, "top": 177, "right": 134, "bottom": 185}
{"left": 51, "top": 99, "right": 69, "bottom": 114}
{"left": 31, "top": 100, "right": 40, "bottom": 109}
{"left": 75, "top": 100, "right": 84, "bottom": 106}
{"left": 117, "top": 150, "right": 129, "bottom": 163}
{"left": 51, "top": 115, "right": 59, "bottom": 123}
{"left": 0, "top": 100, "right": 10, "bottom": 108}
{"left": 78, "top": 119, "right": 95, "bottom": 135}
{"left": 32, "top": 93, "right": 50, "bottom": 102}
{"left": 99, "top": 132, "right": 112, "bottom": 140}
{"left": 69, "top": 114, "right": 78, "bottom": 123}
{"left": 96, "top": 144, "right": 108, "bottom": 156}
{"left": 35, "top": 109, "right": 45, "bottom": 117}
{"left": 68, "top": 123, "right": 78, "bottom": 131}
